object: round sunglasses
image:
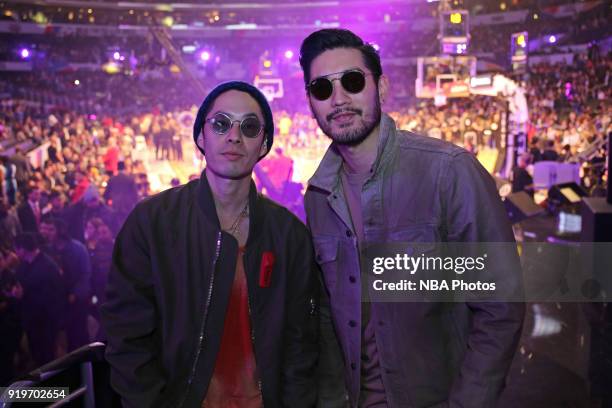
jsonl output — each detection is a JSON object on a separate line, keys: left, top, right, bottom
{"left": 306, "top": 69, "right": 372, "bottom": 101}
{"left": 205, "top": 112, "right": 263, "bottom": 138}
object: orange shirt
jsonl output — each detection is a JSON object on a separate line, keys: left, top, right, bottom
{"left": 202, "top": 247, "right": 263, "bottom": 408}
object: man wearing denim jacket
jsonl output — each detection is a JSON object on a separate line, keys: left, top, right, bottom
{"left": 300, "top": 29, "right": 525, "bottom": 408}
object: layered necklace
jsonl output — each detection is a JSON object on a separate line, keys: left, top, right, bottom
{"left": 225, "top": 201, "right": 249, "bottom": 237}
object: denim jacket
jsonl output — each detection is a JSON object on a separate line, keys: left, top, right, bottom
{"left": 305, "top": 114, "right": 524, "bottom": 408}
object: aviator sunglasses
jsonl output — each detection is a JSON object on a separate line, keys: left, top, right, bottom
{"left": 306, "top": 69, "right": 372, "bottom": 101}
{"left": 205, "top": 112, "right": 264, "bottom": 138}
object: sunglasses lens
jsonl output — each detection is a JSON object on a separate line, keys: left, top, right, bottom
{"left": 211, "top": 114, "right": 231, "bottom": 134}
{"left": 341, "top": 71, "right": 366, "bottom": 94}
{"left": 310, "top": 78, "right": 333, "bottom": 101}
{"left": 240, "top": 117, "right": 262, "bottom": 138}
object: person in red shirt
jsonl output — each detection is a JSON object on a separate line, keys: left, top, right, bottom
{"left": 103, "top": 137, "right": 120, "bottom": 176}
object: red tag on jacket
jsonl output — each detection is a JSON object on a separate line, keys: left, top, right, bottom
{"left": 259, "top": 251, "right": 275, "bottom": 288}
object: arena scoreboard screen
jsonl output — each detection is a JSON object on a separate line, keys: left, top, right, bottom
{"left": 439, "top": 10, "right": 470, "bottom": 55}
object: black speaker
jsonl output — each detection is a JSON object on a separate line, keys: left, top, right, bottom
{"left": 581, "top": 197, "right": 612, "bottom": 242}
{"left": 548, "top": 182, "right": 587, "bottom": 206}
{"left": 504, "top": 191, "right": 545, "bottom": 224}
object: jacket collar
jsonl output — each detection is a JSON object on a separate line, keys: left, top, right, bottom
{"left": 196, "top": 169, "right": 263, "bottom": 246}
{"left": 308, "top": 113, "right": 397, "bottom": 193}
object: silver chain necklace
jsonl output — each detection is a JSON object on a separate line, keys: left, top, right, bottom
{"left": 225, "top": 201, "right": 249, "bottom": 237}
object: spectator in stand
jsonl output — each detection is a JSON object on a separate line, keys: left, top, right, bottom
{"left": 43, "top": 190, "right": 68, "bottom": 221}
{"left": 103, "top": 161, "right": 139, "bottom": 226}
{"left": 17, "top": 187, "right": 42, "bottom": 233}
{"left": 542, "top": 139, "right": 560, "bottom": 161}
{"left": 65, "top": 185, "right": 118, "bottom": 243}
{"left": 14, "top": 232, "right": 64, "bottom": 367}
{"left": 84, "top": 217, "right": 114, "bottom": 328}
{"left": 11, "top": 148, "right": 32, "bottom": 188}
{"left": 529, "top": 137, "right": 543, "bottom": 163}
{"left": 47, "top": 135, "right": 64, "bottom": 164}
{"left": 39, "top": 217, "right": 92, "bottom": 352}
{"left": 0, "top": 247, "right": 21, "bottom": 385}
{"left": 1, "top": 156, "right": 18, "bottom": 206}
{"left": 512, "top": 153, "right": 535, "bottom": 198}
{"left": 0, "top": 198, "right": 21, "bottom": 249}
{"left": 103, "top": 137, "right": 120, "bottom": 176}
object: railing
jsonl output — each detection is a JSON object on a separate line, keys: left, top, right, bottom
{"left": 1, "top": 342, "right": 119, "bottom": 408}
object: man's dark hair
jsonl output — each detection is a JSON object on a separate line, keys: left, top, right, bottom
{"left": 49, "top": 190, "right": 62, "bottom": 200}
{"left": 15, "top": 232, "right": 41, "bottom": 252}
{"left": 299, "top": 29, "right": 382, "bottom": 87}
{"left": 22, "top": 186, "right": 39, "bottom": 199}
{"left": 40, "top": 216, "right": 70, "bottom": 241}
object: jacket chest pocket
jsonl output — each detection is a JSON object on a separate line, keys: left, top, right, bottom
{"left": 313, "top": 237, "right": 339, "bottom": 294}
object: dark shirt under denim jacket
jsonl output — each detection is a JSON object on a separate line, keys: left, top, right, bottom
{"left": 305, "top": 114, "right": 525, "bottom": 408}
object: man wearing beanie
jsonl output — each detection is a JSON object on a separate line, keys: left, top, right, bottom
{"left": 101, "top": 81, "right": 318, "bottom": 408}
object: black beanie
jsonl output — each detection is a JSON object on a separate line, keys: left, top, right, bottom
{"left": 193, "top": 81, "right": 274, "bottom": 160}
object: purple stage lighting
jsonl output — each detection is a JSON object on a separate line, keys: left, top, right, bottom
{"left": 548, "top": 35, "right": 557, "bottom": 44}
{"left": 20, "top": 48, "right": 30, "bottom": 58}
{"left": 284, "top": 50, "right": 294, "bottom": 59}
{"left": 371, "top": 43, "right": 380, "bottom": 51}
{"left": 113, "top": 52, "right": 121, "bottom": 60}
{"left": 200, "top": 51, "right": 211, "bottom": 61}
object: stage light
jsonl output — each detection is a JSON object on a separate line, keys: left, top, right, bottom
{"left": 548, "top": 35, "right": 557, "bottom": 44}
{"left": 491, "top": 122, "right": 499, "bottom": 131}
{"left": 371, "top": 43, "right": 380, "bottom": 51}
{"left": 20, "top": 48, "right": 30, "bottom": 58}
{"left": 517, "top": 34, "right": 526, "bottom": 47}
{"left": 162, "top": 16, "right": 174, "bottom": 27}
{"left": 200, "top": 51, "right": 211, "bottom": 61}
{"left": 500, "top": 3, "right": 506, "bottom": 10}
{"left": 113, "top": 51, "right": 121, "bottom": 60}
{"left": 533, "top": 13, "right": 539, "bottom": 20}
{"left": 450, "top": 13, "right": 462, "bottom": 24}
{"left": 74, "top": 79, "right": 80, "bottom": 86}
{"left": 102, "top": 62, "right": 120, "bottom": 74}
{"left": 284, "top": 50, "right": 294, "bottom": 59}
{"left": 182, "top": 45, "right": 196, "bottom": 53}
{"left": 33, "top": 11, "right": 47, "bottom": 24}
{"left": 263, "top": 60, "right": 272, "bottom": 68}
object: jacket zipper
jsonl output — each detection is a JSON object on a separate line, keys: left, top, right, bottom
{"left": 245, "top": 251, "right": 264, "bottom": 401}
{"left": 178, "top": 230, "right": 222, "bottom": 408}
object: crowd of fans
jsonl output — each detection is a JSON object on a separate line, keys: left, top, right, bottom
{"left": 0, "top": 101, "right": 187, "bottom": 384}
